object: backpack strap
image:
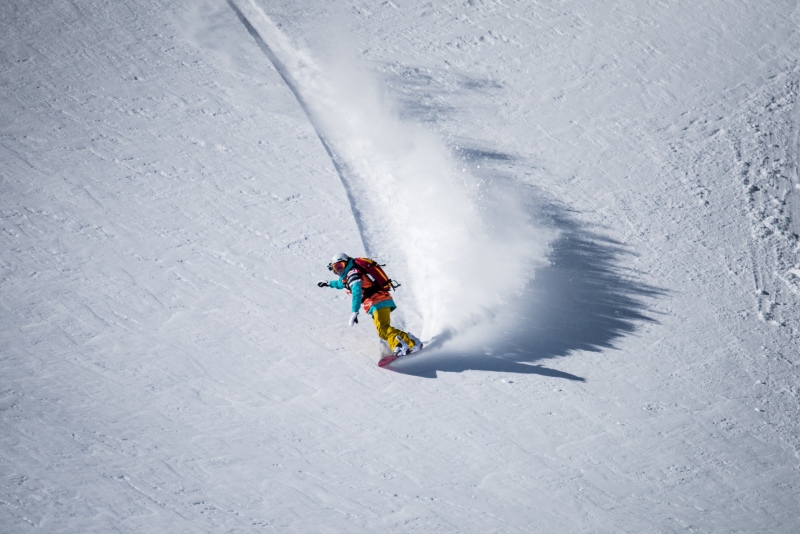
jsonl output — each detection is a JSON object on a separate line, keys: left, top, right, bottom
{"left": 351, "top": 260, "right": 392, "bottom": 301}
{"left": 341, "top": 266, "right": 361, "bottom": 290}
{"left": 349, "top": 262, "right": 375, "bottom": 300}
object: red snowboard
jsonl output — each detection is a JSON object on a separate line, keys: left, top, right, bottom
{"left": 378, "top": 343, "right": 424, "bottom": 367}
{"left": 377, "top": 354, "right": 401, "bottom": 367}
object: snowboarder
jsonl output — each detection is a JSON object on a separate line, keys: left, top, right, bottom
{"left": 318, "top": 253, "right": 422, "bottom": 358}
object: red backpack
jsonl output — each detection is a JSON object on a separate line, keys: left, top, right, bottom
{"left": 352, "top": 258, "right": 400, "bottom": 298}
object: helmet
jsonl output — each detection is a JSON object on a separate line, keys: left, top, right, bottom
{"left": 328, "top": 252, "right": 350, "bottom": 274}
{"left": 330, "top": 252, "right": 350, "bottom": 264}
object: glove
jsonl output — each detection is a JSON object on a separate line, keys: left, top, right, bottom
{"left": 348, "top": 312, "right": 359, "bottom": 326}
{"left": 317, "top": 281, "right": 329, "bottom": 288}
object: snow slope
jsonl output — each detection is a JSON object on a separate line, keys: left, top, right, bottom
{"left": 2, "top": 0, "right": 799, "bottom": 532}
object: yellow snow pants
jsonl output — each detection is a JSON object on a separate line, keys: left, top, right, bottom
{"left": 371, "top": 308, "right": 415, "bottom": 351}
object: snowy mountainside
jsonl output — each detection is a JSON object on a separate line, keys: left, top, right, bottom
{"left": 2, "top": 0, "right": 800, "bottom": 532}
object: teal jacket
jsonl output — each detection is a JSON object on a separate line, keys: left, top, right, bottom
{"left": 329, "top": 258, "right": 396, "bottom": 315}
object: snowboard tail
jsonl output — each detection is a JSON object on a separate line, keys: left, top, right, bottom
{"left": 378, "top": 354, "right": 400, "bottom": 367}
{"left": 377, "top": 342, "right": 424, "bottom": 368}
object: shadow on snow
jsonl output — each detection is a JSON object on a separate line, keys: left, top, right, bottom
{"left": 391, "top": 209, "right": 666, "bottom": 379}
{"left": 373, "top": 62, "right": 667, "bottom": 379}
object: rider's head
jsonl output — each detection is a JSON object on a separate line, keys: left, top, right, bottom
{"left": 327, "top": 252, "right": 350, "bottom": 275}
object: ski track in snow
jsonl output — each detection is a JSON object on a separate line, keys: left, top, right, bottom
{"left": 227, "top": 0, "right": 562, "bottom": 345}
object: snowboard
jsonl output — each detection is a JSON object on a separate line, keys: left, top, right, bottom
{"left": 378, "top": 344, "right": 424, "bottom": 367}
{"left": 378, "top": 353, "right": 402, "bottom": 367}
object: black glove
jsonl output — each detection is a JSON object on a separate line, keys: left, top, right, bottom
{"left": 317, "top": 281, "right": 329, "bottom": 288}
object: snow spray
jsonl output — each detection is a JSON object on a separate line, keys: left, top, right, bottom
{"left": 230, "top": 0, "right": 553, "bottom": 342}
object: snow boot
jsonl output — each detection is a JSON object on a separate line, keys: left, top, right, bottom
{"left": 407, "top": 333, "right": 423, "bottom": 354}
{"left": 394, "top": 336, "right": 409, "bottom": 357}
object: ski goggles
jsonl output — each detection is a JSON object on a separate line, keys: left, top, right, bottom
{"left": 328, "top": 260, "right": 347, "bottom": 274}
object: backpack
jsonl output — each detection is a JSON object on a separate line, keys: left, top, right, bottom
{"left": 352, "top": 258, "right": 400, "bottom": 299}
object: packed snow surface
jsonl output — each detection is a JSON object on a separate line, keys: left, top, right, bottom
{"left": 2, "top": 0, "right": 800, "bottom": 532}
